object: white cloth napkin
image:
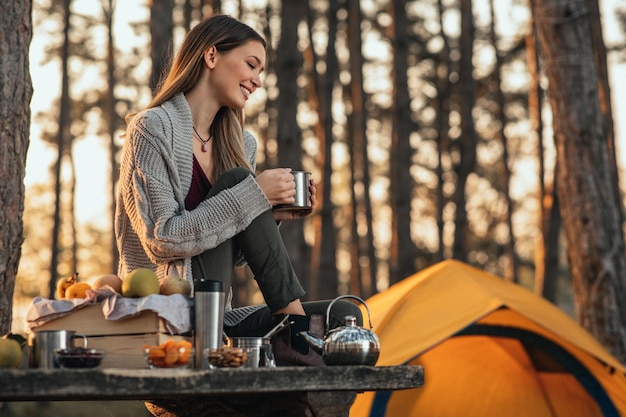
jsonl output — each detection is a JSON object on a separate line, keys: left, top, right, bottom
{"left": 25, "top": 286, "right": 192, "bottom": 334}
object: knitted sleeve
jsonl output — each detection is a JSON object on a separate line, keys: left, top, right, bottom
{"left": 119, "top": 111, "right": 271, "bottom": 265}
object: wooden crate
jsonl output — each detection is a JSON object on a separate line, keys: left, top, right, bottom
{"left": 32, "top": 304, "right": 167, "bottom": 335}
{"left": 30, "top": 304, "right": 192, "bottom": 369}
{"left": 87, "top": 333, "right": 192, "bottom": 369}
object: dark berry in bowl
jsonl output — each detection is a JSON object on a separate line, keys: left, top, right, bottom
{"left": 54, "top": 347, "right": 105, "bottom": 369}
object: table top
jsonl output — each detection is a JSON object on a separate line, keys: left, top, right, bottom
{"left": 0, "top": 365, "right": 424, "bottom": 401}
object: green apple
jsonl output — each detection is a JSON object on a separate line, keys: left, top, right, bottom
{"left": 122, "top": 268, "right": 160, "bottom": 298}
{"left": 0, "top": 338, "right": 22, "bottom": 368}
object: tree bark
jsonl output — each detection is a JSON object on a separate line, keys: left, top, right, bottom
{"left": 0, "top": 0, "right": 33, "bottom": 333}
{"left": 103, "top": 0, "right": 120, "bottom": 274}
{"left": 586, "top": 0, "right": 622, "bottom": 228}
{"left": 435, "top": 0, "right": 452, "bottom": 263}
{"left": 275, "top": 0, "right": 314, "bottom": 295}
{"left": 49, "top": 0, "right": 72, "bottom": 298}
{"left": 527, "top": 23, "right": 561, "bottom": 303}
{"left": 452, "top": 0, "right": 478, "bottom": 263}
{"left": 532, "top": 0, "right": 626, "bottom": 363}
{"left": 315, "top": 0, "right": 340, "bottom": 300}
{"left": 488, "top": 0, "right": 517, "bottom": 283}
{"left": 542, "top": 180, "right": 562, "bottom": 301}
{"left": 346, "top": 0, "right": 376, "bottom": 297}
{"left": 388, "top": 0, "right": 417, "bottom": 284}
{"left": 304, "top": 4, "right": 336, "bottom": 301}
{"left": 150, "top": 0, "right": 174, "bottom": 94}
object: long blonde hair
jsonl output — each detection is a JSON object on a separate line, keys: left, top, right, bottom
{"left": 129, "top": 15, "right": 266, "bottom": 177}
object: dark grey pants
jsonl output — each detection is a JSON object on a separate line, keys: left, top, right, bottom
{"left": 192, "top": 167, "right": 305, "bottom": 312}
{"left": 191, "top": 167, "right": 363, "bottom": 337}
{"left": 224, "top": 300, "right": 364, "bottom": 338}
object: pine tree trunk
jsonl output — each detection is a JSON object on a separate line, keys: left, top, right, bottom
{"left": 49, "top": 0, "right": 72, "bottom": 298}
{"left": 389, "top": 0, "right": 416, "bottom": 284}
{"left": 452, "top": 0, "right": 478, "bottom": 262}
{"left": 315, "top": 0, "right": 340, "bottom": 300}
{"left": 435, "top": 0, "right": 451, "bottom": 262}
{"left": 533, "top": 0, "right": 626, "bottom": 363}
{"left": 150, "top": 0, "right": 174, "bottom": 94}
{"left": 527, "top": 24, "right": 561, "bottom": 302}
{"left": 347, "top": 0, "right": 377, "bottom": 298}
{"left": 103, "top": 0, "right": 120, "bottom": 274}
{"left": 70, "top": 154, "right": 78, "bottom": 275}
{"left": 586, "top": 0, "right": 622, "bottom": 227}
{"left": 0, "top": 0, "right": 33, "bottom": 333}
{"left": 488, "top": 0, "right": 517, "bottom": 283}
{"left": 275, "top": 0, "right": 314, "bottom": 296}
{"left": 304, "top": 5, "right": 335, "bottom": 301}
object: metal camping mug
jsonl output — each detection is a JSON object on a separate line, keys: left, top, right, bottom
{"left": 227, "top": 337, "right": 275, "bottom": 368}
{"left": 275, "top": 170, "right": 311, "bottom": 211}
{"left": 28, "top": 330, "right": 88, "bottom": 369}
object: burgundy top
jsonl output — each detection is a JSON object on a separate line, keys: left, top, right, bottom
{"left": 185, "top": 156, "right": 212, "bottom": 210}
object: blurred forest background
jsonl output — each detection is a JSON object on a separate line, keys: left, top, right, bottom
{"left": 4, "top": 0, "right": 626, "bottom": 364}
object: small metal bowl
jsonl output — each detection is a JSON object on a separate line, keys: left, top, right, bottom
{"left": 204, "top": 346, "right": 249, "bottom": 368}
{"left": 54, "top": 347, "right": 105, "bottom": 369}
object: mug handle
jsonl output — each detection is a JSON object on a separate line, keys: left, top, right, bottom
{"left": 72, "top": 334, "right": 88, "bottom": 349}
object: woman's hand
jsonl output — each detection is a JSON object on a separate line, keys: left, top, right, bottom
{"left": 256, "top": 168, "right": 297, "bottom": 206}
{"left": 273, "top": 177, "right": 317, "bottom": 221}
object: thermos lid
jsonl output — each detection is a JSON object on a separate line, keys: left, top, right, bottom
{"left": 194, "top": 279, "right": 223, "bottom": 292}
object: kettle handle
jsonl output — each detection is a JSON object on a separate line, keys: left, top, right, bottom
{"left": 325, "top": 295, "right": 374, "bottom": 330}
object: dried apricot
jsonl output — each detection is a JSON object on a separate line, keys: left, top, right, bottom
{"left": 147, "top": 346, "right": 165, "bottom": 359}
{"left": 177, "top": 347, "right": 191, "bottom": 364}
{"left": 160, "top": 339, "right": 176, "bottom": 351}
{"left": 176, "top": 340, "right": 192, "bottom": 349}
{"left": 146, "top": 338, "right": 193, "bottom": 368}
{"left": 163, "top": 347, "right": 179, "bottom": 365}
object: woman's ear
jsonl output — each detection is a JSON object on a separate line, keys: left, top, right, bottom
{"left": 204, "top": 46, "right": 218, "bottom": 69}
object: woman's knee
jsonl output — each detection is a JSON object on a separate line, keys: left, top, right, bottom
{"left": 212, "top": 167, "right": 254, "bottom": 192}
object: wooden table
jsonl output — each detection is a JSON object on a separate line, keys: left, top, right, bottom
{"left": 0, "top": 365, "right": 424, "bottom": 417}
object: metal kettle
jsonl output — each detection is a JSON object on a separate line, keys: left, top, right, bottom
{"left": 299, "top": 295, "right": 380, "bottom": 366}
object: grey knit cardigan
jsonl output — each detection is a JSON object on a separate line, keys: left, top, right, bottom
{"left": 115, "top": 92, "right": 272, "bottom": 291}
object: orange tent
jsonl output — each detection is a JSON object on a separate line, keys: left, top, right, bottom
{"left": 351, "top": 260, "right": 626, "bottom": 417}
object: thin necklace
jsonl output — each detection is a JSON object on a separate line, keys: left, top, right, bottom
{"left": 193, "top": 126, "right": 212, "bottom": 152}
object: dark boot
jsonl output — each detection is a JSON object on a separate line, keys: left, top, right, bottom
{"left": 272, "top": 314, "right": 325, "bottom": 366}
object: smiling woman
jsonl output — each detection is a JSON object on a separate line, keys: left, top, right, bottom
{"left": 15, "top": 0, "right": 626, "bottom": 339}
{"left": 113, "top": 13, "right": 363, "bottom": 367}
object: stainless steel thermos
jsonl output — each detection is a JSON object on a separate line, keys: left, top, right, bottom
{"left": 193, "top": 279, "right": 224, "bottom": 369}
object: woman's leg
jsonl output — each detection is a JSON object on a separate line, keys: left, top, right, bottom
{"left": 192, "top": 167, "right": 321, "bottom": 365}
{"left": 190, "top": 168, "right": 247, "bottom": 287}
{"left": 225, "top": 300, "right": 364, "bottom": 366}
{"left": 194, "top": 167, "right": 306, "bottom": 312}
{"left": 234, "top": 208, "right": 306, "bottom": 313}
{"left": 225, "top": 300, "right": 364, "bottom": 337}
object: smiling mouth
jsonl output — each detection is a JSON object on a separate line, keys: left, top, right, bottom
{"left": 240, "top": 86, "right": 251, "bottom": 99}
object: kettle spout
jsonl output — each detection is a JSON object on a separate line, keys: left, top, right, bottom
{"left": 298, "top": 331, "right": 324, "bottom": 354}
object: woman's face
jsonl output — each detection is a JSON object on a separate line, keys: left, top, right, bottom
{"left": 209, "top": 40, "right": 266, "bottom": 109}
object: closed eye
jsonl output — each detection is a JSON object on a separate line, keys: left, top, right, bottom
{"left": 247, "top": 56, "right": 265, "bottom": 74}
